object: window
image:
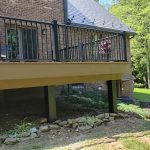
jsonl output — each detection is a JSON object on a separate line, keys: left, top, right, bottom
{"left": 6, "top": 27, "right": 37, "bottom": 60}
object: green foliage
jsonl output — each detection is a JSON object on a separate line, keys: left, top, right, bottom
{"left": 64, "top": 91, "right": 108, "bottom": 109}
{"left": 6, "top": 120, "right": 31, "bottom": 137}
{"left": 110, "top": 0, "right": 150, "bottom": 88}
{"left": 134, "top": 83, "right": 145, "bottom": 88}
{"left": 82, "top": 115, "right": 99, "bottom": 127}
{"left": 118, "top": 102, "right": 150, "bottom": 119}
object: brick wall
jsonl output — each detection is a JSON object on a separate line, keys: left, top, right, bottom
{"left": 0, "top": 0, "right": 64, "bottom": 23}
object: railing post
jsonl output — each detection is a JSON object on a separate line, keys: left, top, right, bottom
{"left": 123, "top": 31, "right": 127, "bottom": 61}
{"left": 52, "top": 20, "right": 59, "bottom": 61}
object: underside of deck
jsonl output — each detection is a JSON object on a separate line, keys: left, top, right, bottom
{"left": 0, "top": 62, "right": 130, "bottom": 90}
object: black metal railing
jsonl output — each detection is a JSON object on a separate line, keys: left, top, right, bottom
{"left": 0, "top": 16, "right": 127, "bottom": 62}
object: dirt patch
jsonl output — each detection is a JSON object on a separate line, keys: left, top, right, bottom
{"left": 0, "top": 117, "right": 149, "bottom": 150}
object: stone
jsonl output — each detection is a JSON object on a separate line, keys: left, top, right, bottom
{"left": 76, "top": 117, "right": 86, "bottom": 123}
{"left": 0, "top": 135, "right": 7, "bottom": 143}
{"left": 30, "top": 133, "right": 40, "bottom": 139}
{"left": 96, "top": 114, "right": 105, "bottom": 119}
{"left": 72, "top": 123, "right": 78, "bottom": 129}
{"left": 54, "top": 120, "right": 61, "bottom": 124}
{"left": 119, "top": 113, "right": 128, "bottom": 118}
{"left": 63, "top": 124, "right": 71, "bottom": 128}
{"left": 109, "top": 117, "right": 115, "bottom": 121}
{"left": 40, "top": 118, "right": 48, "bottom": 124}
{"left": 4, "top": 138, "right": 19, "bottom": 145}
{"left": 95, "top": 119, "right": 103, "bottom": 126}
{"left": 30, "top": 127, "right": 38, "bottom": 133}
{"left": 104, "top": 113, "right": 109, "bottom": 119}
{"left": 21, "top": 132, "right": 31, "bottom": 138}
{"left": 109, "top": 113, "right": 119, "bottom": 118}
{"left": 59, "top": 121, "right": 68, "bottom": 126}
{"left": 78, "top": 125, "right": 92, "bottom": 131}
{"left": 67, "top": 119, "right": 76, "bottom": 125}
{"left": 39, "top": 125, "right": 50, "bottom": 132}
{"left": 49, "top": 124, "right": 60, "bottom": 130}
{"left": 102, "top": 119, "right": 109, "bottom": 122}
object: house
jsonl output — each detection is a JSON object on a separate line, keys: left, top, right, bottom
{"left": 0, "top": 0, "right": 134, "bottom": 122}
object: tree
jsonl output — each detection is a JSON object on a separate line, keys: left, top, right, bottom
{"left": 110, "top": 0, "right": 150, "bottom": 88}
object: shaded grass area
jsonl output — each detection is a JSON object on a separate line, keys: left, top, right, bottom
{"left": 134, "top": 88, "right": 150, "bottom": 102}
{"left": 118, "top": 102, "right": 150, "bottom": 119}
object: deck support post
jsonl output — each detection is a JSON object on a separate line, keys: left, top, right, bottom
{"left": 0, "top": 90, "right": 4, "bottom": 104}
{"left": 44, "top": 86, "right": 57, "bottom": 122}
{"left": 107, "top": 80, "right": 118, "bottom": 113}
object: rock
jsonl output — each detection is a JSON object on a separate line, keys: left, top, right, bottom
{"left": 76, "top": 117, "right": 86, "bottom": 123}
{"left": 95, "top": 119, "right": 103, "bottom": 126}
{"left": 102, "top": 119, "right": 109, "bottom": 122}
{"left": 40, "top": 118, "right": 48, "bottom": 124}
{"left": 0, "top": 135, "right": 7, "bottom": 143}
{"left": 104, "top": 113, "right": 109, "bottom": 119}
{"left": 119, "top": 113, "right": 128, "bottom": 118}
{"left": 109, "top": 117, "right": 115, "bottom": 121}
{"left": 59, "top": 121, "right": 68, "bottom": 126}
{"left": 78, "top": 125, "right": 92, "bottom": 131}
{"left": 67, "top": 119, "right": 76, "bottom": 125}
{"left": 30, "top": 133, "right": 40, "bottom": 139}
{"left": 49, "top": 124, "right": 60, "bottom": 130}
{"left": 54, "top": 120, "right": 61, "bottom": 124}
{"left": 75, "top": 128, "right": 79, "bottom": 132}
{"left": 21, "top": 132, "right": 31, "bottom": 138}
{"left": 4, "top": 138, "right": 19, "bottom": 145}
{"left": 109, "top": 113, "right": 119, "bottom": 118}
{"left": 30, "top": 127, "right": 38, "bottom": 133}
{"left": 39, "top": 125, "right": 50, "bottom": 132}
{"left": 96, "top": 114, "right": 105, "bottom": 119}
{"left": 72, "top": 123, "right": 78, "bottom": 129}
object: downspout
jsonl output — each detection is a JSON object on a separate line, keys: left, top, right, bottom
{"left": 63, "top": 0, "right": 68, "bottom": 24}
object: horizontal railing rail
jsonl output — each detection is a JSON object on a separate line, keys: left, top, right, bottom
{"left": 0, "top": 16, "right": 127, "bottom": 62}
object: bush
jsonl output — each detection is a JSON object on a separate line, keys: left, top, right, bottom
{"left": 134, "top": 83, "right": 145, "bottom": 88}
{"left": 64, "top": 91, "right": 108, "bottom": 109}
{"left": 118, "top": 102, "right": 150, "bottom": 119}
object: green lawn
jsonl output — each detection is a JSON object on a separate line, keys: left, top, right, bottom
{"left": 134, "top": 88, "right": 150, "bottom": 102}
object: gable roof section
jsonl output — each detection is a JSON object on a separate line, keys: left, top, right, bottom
{"left": 67, "top": 0, "right": 134, "bottom": 34}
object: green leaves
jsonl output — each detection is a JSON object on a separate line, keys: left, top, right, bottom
{"left": 110, "top": 0, "right": 150, "bottom": 87}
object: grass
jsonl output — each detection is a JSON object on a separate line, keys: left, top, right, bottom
{"left": 134, "top": 88, "right": 150, "bottom": 102}
{"left": 119, "top": 136, "right": 150, "bottom": 150}
{"left": 118, "top": 102, "right": 150, "bottom": 119}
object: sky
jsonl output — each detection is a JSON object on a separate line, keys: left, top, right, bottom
{"left": 99, "top": 0, "right": 113, "bottom": 9}
{"left": 99, "top": 0, "right": 112, "bottom": 6}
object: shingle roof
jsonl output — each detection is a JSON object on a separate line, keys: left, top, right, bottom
{"left": 67, "top": 0, "right": 134, "bottom": 34}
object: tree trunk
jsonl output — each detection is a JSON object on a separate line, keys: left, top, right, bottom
{"left": 146, "top": 40, "right": 150, "bottom": 89}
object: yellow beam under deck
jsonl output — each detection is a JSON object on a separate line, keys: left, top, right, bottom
{"left": 0, "top": 62, "right": 130, "bottom": 90}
